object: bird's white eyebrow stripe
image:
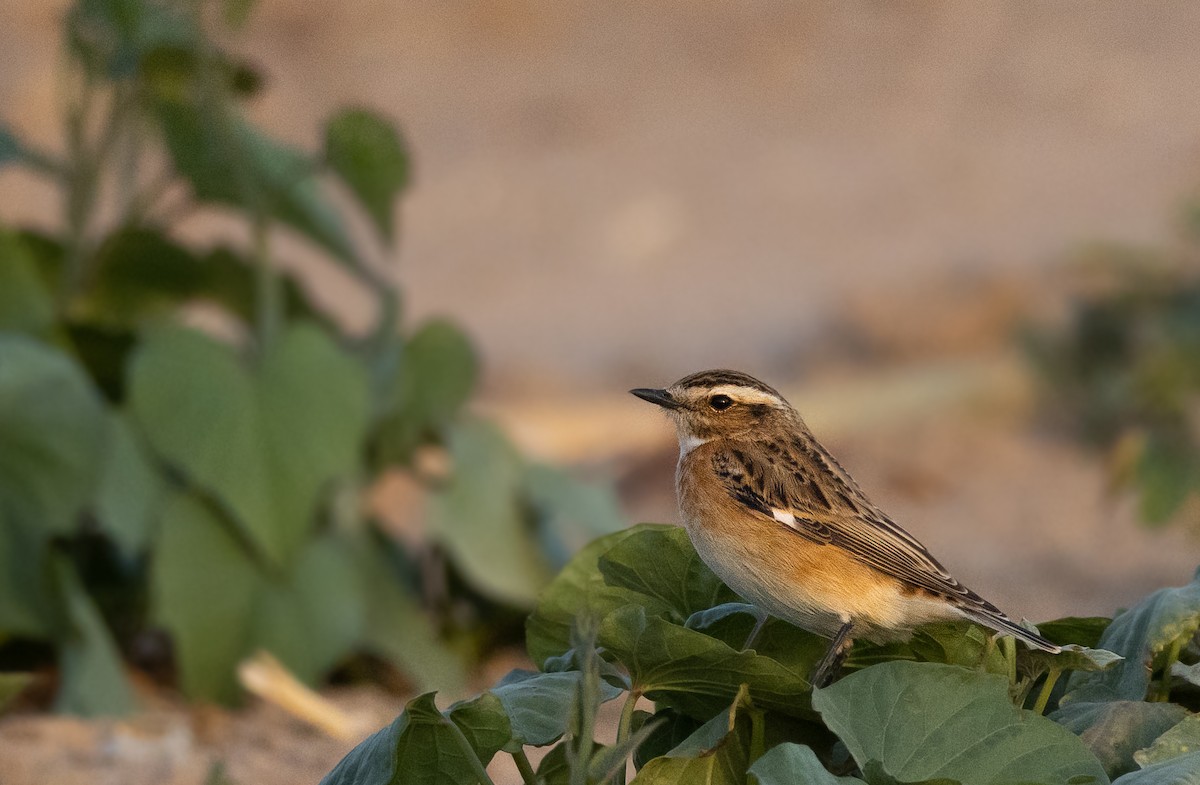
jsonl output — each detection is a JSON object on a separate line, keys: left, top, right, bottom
{"left": 708, "top": 385, "right": 785, "bottom": 407}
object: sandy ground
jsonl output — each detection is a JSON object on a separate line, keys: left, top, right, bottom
{"left": 3, "top": 2, "right": 1200, "bottom": 783}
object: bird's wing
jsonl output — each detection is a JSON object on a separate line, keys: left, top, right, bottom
{"left": 711, "top": 441, "right": 1002, "bottom": 614}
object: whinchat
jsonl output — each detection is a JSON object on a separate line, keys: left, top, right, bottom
{"left": 631, "top": 369, "right": 1060, "bottom": 686}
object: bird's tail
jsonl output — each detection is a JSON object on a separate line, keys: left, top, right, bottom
{"left": 957, "top": 608, "right": 1062, "bottom": 653}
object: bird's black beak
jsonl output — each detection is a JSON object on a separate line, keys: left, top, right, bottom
{"left": 630, "top": 387, "right": 681, "bottom": 410}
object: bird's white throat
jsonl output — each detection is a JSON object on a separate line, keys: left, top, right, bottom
{"left": 677, "top": 433, "right": 709, "bottom": 457}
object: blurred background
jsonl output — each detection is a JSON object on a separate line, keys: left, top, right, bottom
{"left": 2, "top": 2, "right": 1200, "bottom": 783}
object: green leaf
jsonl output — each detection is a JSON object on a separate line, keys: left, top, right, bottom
{"left": 325, "top": 109, "right": 408, "bottom": 243}
{"left": 319, "top": 692, "right": 495, "bottom": 785}
{"left": 355, "top": 534, "right": 467, "bottom": 693}
{"left": 598, "top": 525, "right": 737, "bottom": 623}
{"left": 1137, "top": 436, "right": 1197, "bottom": 525}
{"left": 813, "top": 661, "right": 1109, "bottom": 785}
{"left": 67, "top": 0, "right": 196, "bottom": 78}
{"left": 153, "top": 494, "right": 368, "bottom": 703}
{"left": 1135, "top": 714, "right": 1200, "bottom": 768}
{"left": 223, "top": 0, "right": 257, "bottom": 28}
{"left": 94, "top": 414, "right": 168, "bottom": 556}
{"left": 524, "top": 463, "right": 623, "bottom": 565}
{"left": 51, "top": 555, "right": 136, "bottom": 716}
{"left": 427, "top": 419, "right": 548, "bottom": 606}
{"left": 79, "top": 229, "right": 207, "bottom": 328}
{"left": 1040, "top": 617, "right": 1114, "bottom": 650}
{"left": 0, "top": 333, "right": 107, "bottom": 534}
{"left": 251, "top": 536, "right": 365, "bottom": 685}
{"left": 0, "top": 334, "right": 106, "bottom": 637}
{"left": 0, "top": 231, "right": 54, "bottom": 336}
{"left": 600, "top": 605, "right": 813, "bottom": 719}
{"left": 630, "top": 691, "right": 751, "bottom": 785}
{"left": 153, "top": 494, "right": 260, "bottom": 703}
{"left": 1051, "top": 701, "right": 1188, "bottom": 778}
{"left": 749, "top": 742, "right": 867, "bottom": 785}
{"left": 490, "top": 669, "right": 618, "bottom": 748}
{"left": 156, "top": 100, "right": 360, "bottom": 270}
{"left": 130, "top": 324, "right": 368, "bottom": 567}
{"left": 1112, "top": 752, "right": 1200, "bottom": 785}
{"left": 375, "top": 319, "right": 476, "bottom": 463}
{"left": 446, "top": 691, "right": 511, "bottom": 764}
{"left": 1065, "top": 570, "right": 1200, "bottom": 704}
{"left": 526, "top": 525, "right": 675, "bottom": 668}
{"left": 0, "top": 673, "right": 32, "bottom": 714}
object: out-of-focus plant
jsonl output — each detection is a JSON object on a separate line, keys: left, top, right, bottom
{"left": 322, "top": 525, "right": 1200, "bottom": 785}
{"left": 0, "top": 0, "right": 620, "bottom": 714}
{"left": 1026, "top": 230, "right": 1200, "bottom": 529}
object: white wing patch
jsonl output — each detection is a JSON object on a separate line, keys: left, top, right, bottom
{"left": 771, "top": 508, "right": 797, "bottom": 527}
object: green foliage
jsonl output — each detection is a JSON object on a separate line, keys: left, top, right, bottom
{"left": 0, "top": 0, "right": 621, "bottom": 713}
{"left": 322, "top": 526, "right": 1200, "bottom": 783}
{"left": 1027, "top": 249, "right": 1200, "bottom": 527}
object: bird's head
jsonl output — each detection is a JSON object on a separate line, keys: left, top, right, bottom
{"left": 630, "top": 369, "right": 797, "bottom": 447}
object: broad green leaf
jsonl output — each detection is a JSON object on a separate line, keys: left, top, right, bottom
{"left": 852, "top": 621, "right": 1010, "bottom": 675}
{"left": 490, "top": 669, "right": 619, "bottom": 748}
{"left": 0, "top": 672, "right": 31, "bottom": 713}
{"left": 631, "top": 691, "right": 751, "bottom": 785}
{"left": 1023, "top": 645, "right": 1125, "bottom": 686}
{"left": 1112, "top": 751, "right": 1200, "bottom": 785}
{"left": 154, "top": 494, "right": 369, "bottom": 703}
{"left": 526, "top": 525, "right": 675, "bottom": 668}
{"left": 156, "top": 100, "right": 359, "bottom": 269}
{"left": 1051, "top": 701, "right": 1188, "bottom": 778}
{"left": 686, "top": 604, "right": 828, "bottom": 674}
{"left": 813, "top": 662, "right": 1109, "bottom": 785}
{"left": 598, "top": 525, "right": 737, "bottom": 623}
{"left": 252, "top": 536, "right": 365, "bottom": 685}
{"left": 749, "top": 742, "right": 867, "bottom": 785}
{"left": 65, "top": 321, "right": 136, "bottom": 402}
{"left": 427, "top": 419, "right": 548, "bottom": 606}
{"left": 0, "top": 232, "right": 54, "bottom": 335}
{"left": 1065, "top": 570, "right": 1200, "bottom": 704}
{"left": 375, "top": 319, "right": 476, "bottom": 463}
{"left": 446, "top": 692, "right": 511, "bottom": 764}
{"left": 1137, "top": 436, "right": 1197, "bottom": 525}
{"left": 67, "top": 0, "right": 196, "bottom": 78}
{"left": 0, "top": 334, "right": 106, "bottom": 636}
{"left": 51, "top": 555, "right": 136, "bottom": 716}
{"left": 80, "top": 229, "right": 207, "bottom": 327}
{"left": 524, "top": 463, "right": 623, "bottom": 566}
{"left": 200, "top": 246, "right": 335, "bottom": 330}
{"left": 1039, "top": 617, "right": 1115, "bottom": 650}
{"left": 130, "top": 324, "right": 368, "bottom": 567}
{"left": 325, "top": 109, "right": 408, "bottom": 242}
{"left": 0, "top": 333, "right": 107, "bottom": 533}
{"left": 153, "top": 494, "right": 260, "bottom": 703}
{"left": 1135, "top": 714, "right": 1200, "bottom": 768}
{"left": 600, "top": 605, "right": 813, "bottom": 719}
{"left": 356, "top": 533, "right": 467, "bottom": 693}
{"left": 320, "top": 692, "right": 494, "bottom": 785}
{"left": 94, "top": 414, "right": 168, "bottom": 555}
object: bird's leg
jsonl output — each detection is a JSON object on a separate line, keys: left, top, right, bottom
{"left": 742, "top": 606, "right": 770, "bottom": 651}
{"left": 811, "top": 621, "right": 855, "bottom": 688}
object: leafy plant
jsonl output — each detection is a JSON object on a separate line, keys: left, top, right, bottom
{"left": 322, "top": 525, "right": 1200, "bottom": 785}
{"left": 0, "top": 0, "right": 620, "bottom": 713}
{"left": 1027, "top": 237, "right": 1200, "bottom": 528}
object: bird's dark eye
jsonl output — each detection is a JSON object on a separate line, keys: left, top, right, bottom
{"left": 708, "top": 394, "right": 734, "bottom": 411}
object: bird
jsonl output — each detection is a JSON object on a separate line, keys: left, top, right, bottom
{"left": 630, "top": 369, "right": 1060, "bottom": 687}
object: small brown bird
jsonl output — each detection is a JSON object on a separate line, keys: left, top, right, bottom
{"left": 631, "top": 369, "right": 1060, "bottom": 686}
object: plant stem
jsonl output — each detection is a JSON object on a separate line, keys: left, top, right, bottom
{"left": 252, "top": 215, "right": 282, "bottom": 350}
{"left": 442, "top": 715, "right": 496, "bottom": 785}
{"left": 748, "top": 707, "right": 766, "bottom": 765}
{"left": 1002, "top": 636, "right": 1017, "bottom": 686}
{"left": 1032, "top": 669, "right": 1061, "bottom": 715}
{"left": 512, "top": 748, "right": 537, "bottom": 785}
{"left": 614, "top": 689, "right": 641, "bottom": 784}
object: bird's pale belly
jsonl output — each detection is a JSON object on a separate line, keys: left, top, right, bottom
{"left": 680, "top": 516, "right": 957, "bottom": 642}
